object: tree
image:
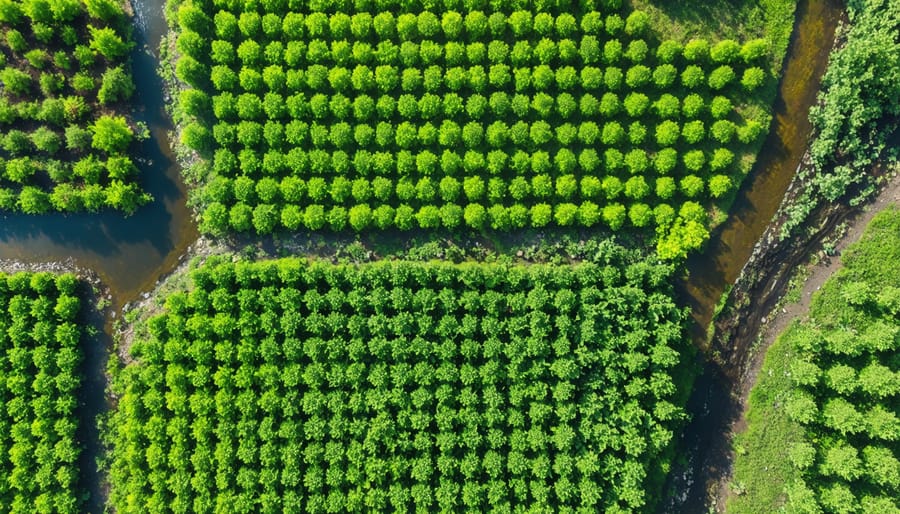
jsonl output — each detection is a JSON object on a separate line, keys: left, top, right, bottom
{"left": 623, "top": 93, "right": 650, "bottom": 118}
{"left": 681, "top": 66, "right": 705, "bottom": 89}
{"left": 711, "top": 120, "right": 736, "bottom": 143}
{"left": 31, "top": 127, "right": 61, "bottom": 154}
{"left": 625, "top": 10, "right": 650, "bottom": 36}
{"left": 625, "top": 65, "right": 651, "bottom": 88}
{"left": 741, "top": 39, "right": 769, "bottom": 62}
{"left": 741, "top": 67, "right": 766, "bottom": 91}
{"left": 65, "top": 125, "right": 92, "bottom": 152}
{"left": 554, "top": 203, "right": 578, "bottom": 226}
{"left": 440, "top": 204, "right": 462, "bottom": 228}
{"left": 683, "top": 39, "right": 709, "bottom": 61}
{"left": 711, "top": 40, "right": 741, "bottom": 63}
{"left": 602, "top": 204, "right": 626, "bottom": 230}
{"left": 348, "top": 205, "right": 372, "bottom": 231}
{"left": 530, "top": 204, "right": 552, "bottom": 227}
{"left": 487, "top": 205, "right": 509, "bottom": 229}
{"left": 89, "top": 26, "right": 133, "bottom": 60}
{"left": 83, "top": 0, "right": 124, "bottom": 22}
{"left": 624, "top": 176, "right": 650, "bottom": 200}
{"left": 683, "top": 150, "right": 706, "bottom": 172}
{"left": 106, "top": 181, "right": 148, "bottom": 213}
{"left": 655, "top": 121, "right": 680, "bottom": 147}
{"left": 710, "top": 96, "right": 733, "bottom": 119}
{"left": 656, "top": 218, "right": 709, "bottom": 260}
{"left": 182, "top": 123, "right": 212, "bottom": 153}
{"left": 464, "top": 204, "right": 486, "bottom": 229}
{"left": 442, "top": 11, "right": 463, "bottom": 39}
{"left": 708, "top": 66, "right": 735, "bottom": 90}
{"left": 656, "top": 40, "right": 682, "bottom": 63}
{"left": 709, "top": 148, "right": 735, "bottom": 172}
{"left": 654, "top": 94, "right": 680, "bottom": 119}
{"left": 708, "top": 175, "right": 732, "bottom": 198}
{"left": 625, "top": 40, "right": 649, "bottom": 63}
{"left": 0, "top": 67, "right": 31, "bottom": 95}
{"left": 91, "top": 116, "right": 133, "bottom": 154}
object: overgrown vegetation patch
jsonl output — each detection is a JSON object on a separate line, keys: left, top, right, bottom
{"left": 109, "top": 255, "right": 688, "bottom": 512}
{"left": 0, "top": 0, "right": 150, "bottom": 214}
{"left": 173, "top": 0, "right": 770, "bottom": 258}
{"left": 0, "top": 272, "right": 84, "bottom": 513}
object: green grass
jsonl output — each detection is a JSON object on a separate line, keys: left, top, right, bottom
{"left": 631, "top": 0, "right": 797, "bottom": 58}
{"left": 727, "top": 205, "right": 900, "bottom": 513}
{"left": 727, "top": 320, "right": 805, "bottom": 512}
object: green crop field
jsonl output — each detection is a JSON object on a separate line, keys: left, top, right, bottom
{"left": 0, "top": 272, "right": 83, "bottom": 513}
{"left": 109, "top": 255, "right": 689, "bottom": 512}
{"left": 0, "top": 0, "right": 150, "bottom": 213}
{"left": 173, "top": 0, "right": 770, "bottom": 258}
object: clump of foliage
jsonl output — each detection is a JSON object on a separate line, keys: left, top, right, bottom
{"left": 109, "top": 255, "right": 690, "bottom": 512}
{"left": 174, "top": 0, "right": 771, "bottom": 259}
{"left": 0, "top": 0, "right": 150, "bottom": 214}
{"left": 0, "top": 272, "right": 84, "bottom": 512}
{"left": 782, "top": 0, "right": 900, "bottom": 237}
{"left": 730, "top": 207, "right": 900, "bottom": 513}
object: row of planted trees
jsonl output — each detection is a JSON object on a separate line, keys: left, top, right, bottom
{"left": 172, "top": 0, "right": 769, "bottom": 263}
{"left": 108, "top": 255, "right": 689, "bottom": 513}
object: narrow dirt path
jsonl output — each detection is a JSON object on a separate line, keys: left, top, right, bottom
{"left": 712, "top": 170, "right": 900, "bottom": 509}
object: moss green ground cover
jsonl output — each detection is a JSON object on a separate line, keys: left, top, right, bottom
{"left": 0, "top": 272, "right": 84, "bottom": 513}
{"left": 0, "top": 0, "right": 150, "bottom": 213}
{"left": 108, "top": 254, "right": 690, "bottom": 513}
{"left": 728, "top": 206, "right": 900, "bottom": 513}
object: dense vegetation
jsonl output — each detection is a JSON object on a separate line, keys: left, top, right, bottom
{"left": 0, "top": 0, "right": 150, "bottom": 214}
{"left": 171, "top": 0, "right": 771, "bottom": 258}
{"left": 781, "top": 0, "right": 899, "bottom": 236}
{"left": 729, "top": 207, "right": 900, "bottom": 513}
{"left": 109, "top": 254, "right": 689, "bottom": 512}
{"left": 0, "top": 272, "right": 83, "bottom": 513}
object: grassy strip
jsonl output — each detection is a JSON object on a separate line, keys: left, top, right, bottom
{"left": 727, "top": 320, "right": 804, "bottom": 512}
{"left": 728, "top": 205, "right": 900, "bottom": 512}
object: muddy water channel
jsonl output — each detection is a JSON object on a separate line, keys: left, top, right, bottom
{"left": 0, "top": 0, "right": 197, "bottom": 309}
{"left": 664, "top": 0, "right": 843, "bottom": 511}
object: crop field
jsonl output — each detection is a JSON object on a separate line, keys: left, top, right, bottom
{"left": 0, "top": 0, "right": 150, "bottom": 213}
{"left": 0, "top": 272, "right": 83, "bottom": 513}
{"left": 173, "top": 0, "right": 770, "bottom": 257}
{"left": 109, "top": 256, "right": 688, "bottom": 512}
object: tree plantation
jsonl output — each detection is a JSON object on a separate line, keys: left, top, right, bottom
{"left": 173, "top": 0, "right": 770, "bottom": 258}
{"left": 0, "top": 0, "right": 151, "bottom": 214}
{"left": 0, "top": 272, "right": 83, "bottom": 513}
{"left": 0, "top": 0, "right": 893, "bottom": 511}
{"left": 108, "top": 255, "right": 689, "bottom": 513}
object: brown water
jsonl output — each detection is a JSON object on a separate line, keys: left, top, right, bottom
{"left": 680, "top": 0, "right": 843, "bottom": 342}
{"left": 0, "top": 0, "right": 197, "bottom": 309}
